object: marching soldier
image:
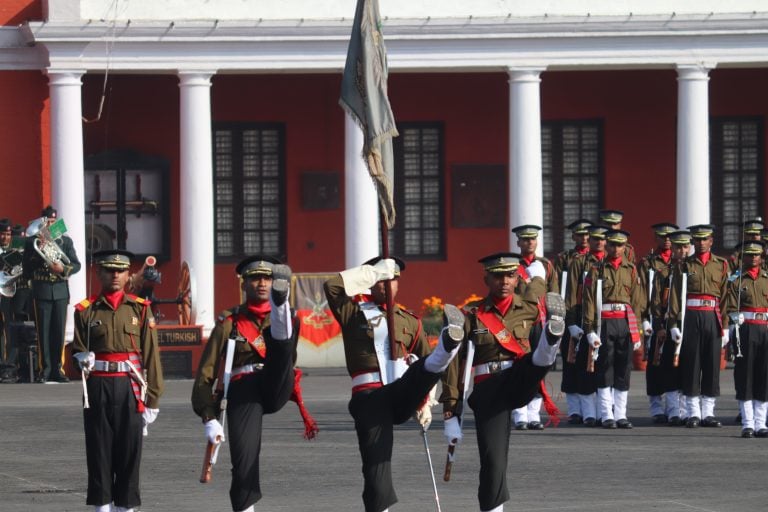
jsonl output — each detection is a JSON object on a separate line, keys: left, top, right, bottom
{"left": 324, "top": 256, "right": 462, "bottom": 512}
{"left": 192, "top": 256, "right": 300, "bottom": 512}
{"left": 724, "top": 240, "right": 768, "bottom": 438}
{"left": 668, "top": 224, "right": 729, "bottom": 428}
{"left": 510, "top": 224, "right": 558, "bottom": 430}
{"left": 440, "top": 253, "right": 564, "bottom": 512}
{"left": 637, "top": 222, "right": 678, "bottom": 423}
{"left": 728, "top": 218, "right": 764, "bottom": 273}
{"left": 564, "top": 225, "right": 608, "bottom": 425}
{"left": 72, "top": 249, "right": 164, "bottom": 512}
{"left": 554, "top": 219, "right": 591, "bottom": 423}
{"left": 599, "top": 209, "right": 636, "bottom": 262}
{"left": 582, "top": 230, "right": 644, "bottom": 429}
{"left": 23, "top": 205, "right": 80, "bottom": 383}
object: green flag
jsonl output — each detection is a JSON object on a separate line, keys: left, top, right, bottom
{"left": 339, "top": 0, "right": 398, "bottom": 228}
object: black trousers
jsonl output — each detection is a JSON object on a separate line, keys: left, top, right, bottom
{"left": 645, "top": 330, "right": 681, "bottom": 396}
{"left": 227, "top": 336, "right": 295, "bottom": 512}
{"left": 467, "top": 354, "right": 549, "bottom": 511}
{"left": 33, "top": 297, "right": 67, "bottom": 380}
{"left": 594, "top": 318, "right": 633, "bottom": 391}
{"left": 679, "top": 309, "right": 721, "bottom": 397}
{"left": 734, "top": 323, "right": 768, "bottom": 401}
{"left": 84, "top": 375, "right": 143, "bottom": 508}
{"left": 347, "top": 358, "right": 440, "bottom": 512}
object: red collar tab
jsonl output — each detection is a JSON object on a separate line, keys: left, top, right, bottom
{"left": 658, "top": 249, "right": 672, "bottom": 264}
{"left": 697, "top": 251, "right": 711, "bottom": 265}
{"left": 491, "top": 295, "right": 513, "bottom": 316}
{"left": 608, "top": 256, "right": 622, "bottom": 270}
{"left": 591, "top": 250, "right": 605, "bottom": 261}
{"left": 102, "top": 290, "right": 125, "bottom": 310}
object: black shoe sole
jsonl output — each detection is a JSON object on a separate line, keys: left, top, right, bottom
{"left": 442, "top": 304, "right": 465, "bottom": 347}
{"left": 270, "top": 264, "right": 292, "bottom": 306}
{"left": 544, "top": 293, "right": 566, "bottom": 339}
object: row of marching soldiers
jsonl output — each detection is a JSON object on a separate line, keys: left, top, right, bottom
{"left": 551, "top": 210, "right": 768, "bottom": 437}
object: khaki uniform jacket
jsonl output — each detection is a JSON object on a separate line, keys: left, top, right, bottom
{"left": 723, "top": 268, "right": 768, "bottom": 324}
{"left": 582, "top": 259, "right": 644, "bottom": 335}
{"left": 637, "top": 251, "right": 674, "bottom": 321}
{"left": 191, "top": 304, "right": 297, "bottom": 421}
{"left": 439, "top": 277, "right": 545, "bottom": 415}
{"left": 73, "top": 294, "right": 164, "bottom": 408}
{"left": 667, "top": 253, "right": 729, "bottom": 330}
{"left": 517, "top": 256, "right": 559, "bottom": 298}
{"left": 324, "top": 274, "right": 431, "bottom": 378}
{"left": 648, "top": 261, "right": 679, "bottom": 329}
{"left": 564, "top": 252, "right": 603, "bottom": 327}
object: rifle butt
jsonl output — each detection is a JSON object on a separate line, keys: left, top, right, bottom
{"left": 673, "top": 353, "right": 680, "bottom": 368}
{"left": 566, "top": 337, "right": 577, "bottom": 364}
{"left": 586, "top": 347, "right": 595, "bottom": 373}
{"left": 443, "top": 445, "right": 455, "bottom": 482}
{"left": 653, "top": 337, "right": 664, "bottom": 366}
{"left": 200, "top": 441, "right": 215, "bottom": 483}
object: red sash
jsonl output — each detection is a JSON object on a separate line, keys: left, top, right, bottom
{"left": 93, "top": 352, "right": 145, "bottom": 412}
{"left": 235, "top": 313, "right": 267, "bottom": 357}
{"left": 475, "top": 307, "right": 526, "bottom": 359}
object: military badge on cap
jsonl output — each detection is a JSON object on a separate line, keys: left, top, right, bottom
{"left": 606, "top": 229, "right": 630, "bottom": 244}
{"left": 92, "top": 249, "right": 134, "bottom": 270}
{"left": 599, "top": 209, "right": 624, "bottom": 225}
{"left": 478, "top": 252, "right": 521, "bottom": 273}
{"left": 743, "top": 218, "right": 764, "bottom": 235}
{"left": 687, "top": 224, "right": 715, "bottom": 239}
{"left": 739, "top": 240, "right": 765, "bottom": 255}
{"left": 511, "top": 224, "right": 542, "bottom": 239}
{"left": 651, "top": 222, "right": 679, "bottom": 237}
{"left": 236, "top": 255, "right": 281, "bottom": 278}
{"left": 588, "top": 225, "right": 609, "bottom": 239}
{"left": 669, "top": 230, "right": 692, "bottom": 245}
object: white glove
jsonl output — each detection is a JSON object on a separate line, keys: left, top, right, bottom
{"left": 586, "top": 332, "right": 601, "bottom": 349}
{"left": 568, "top": 325, "right": 584, "bottom": 339}
{"left": 721, "top": 329, "right": 729, "bottom": 348}
{"left": 633, "top": 341, "right": 642, "bottom": 351}
{"left": 642, "top": 320, "right": 653, "bottom": 336}
{"left": 339, "top": 258, "right": 396, "bottom": 295}
{"left": 443, "top": 416, "right": 462, "bottom": 445}
{"left": 415, "top": 386, "right": 438, "bottom": 430}
{"left": 142, "top": 408, "right": 159, "bottom": 437}
{"left": 670, "top": 327, "right": 682, "bottom": 344}
{"left": 73, "top": 351, "right": 95, "bottom": 372}
{"left": 204, "top": 419, "right": 226, "bottom": 444}
{"left": 526, "top": 260, "right": 546, "bottom": 280}
{"left": 738, "top": 313, "right": 745, "bottom": 326}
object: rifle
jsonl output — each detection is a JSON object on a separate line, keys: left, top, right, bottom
{"left": 644, "top": 267, "right": 655, "bottom": 362}
{"left": 200, "top": 334, "right": 237, "bottom": 483}
{"left": 444, "top": 338, "right": 474, "bottom": 482}
{"left": 734, "top": 217, "right": 747, "bottom": 359}
{"left": 673, "top": 270, "right": 687, "bottom": 368}
{"left": 653, "top": 270, "right": 673, "bottom": 366}
{"left": 587, "top": 262, "right": 603, "bottom": 373}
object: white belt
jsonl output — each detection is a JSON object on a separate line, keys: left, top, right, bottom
{"left": 473, "top": 360, "right": 513, "bottom": 376}
{"left": 351, "top": 371, "right": 382, "bottom": 388}
{"left": 687, "top": 298, "right": 716, "bottom": 308}
{"left": 93, "top": 360, "right": 131, "bottom": 372}
{"left": 232, "top": 363, "right": 264, "bottom": 377}
{"left": 742, "top": 312, "right": 768, "bottom": 321}
{"left": 601, "top": 303, "right": 627, "bottom": 311}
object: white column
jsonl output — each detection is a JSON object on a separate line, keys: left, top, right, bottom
{"left": 344, "top": 114, "right": 379, "bottom": 267}
{"left": 47, "top": 70, "right": 86, "bottom": 341}
{"left": 178, "top": 71, "right": 216, "bottom": 332}
{"left": 676, "top": 64, "right": 714, "bottom": 228}
{"left": 508, "top": 67, "right": 545, "bottom": 256}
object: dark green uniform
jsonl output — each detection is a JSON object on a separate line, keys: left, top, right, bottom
{"left": 72, "top": 293, "right": 163, "bottom": 509}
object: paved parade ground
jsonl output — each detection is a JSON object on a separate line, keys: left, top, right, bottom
{"left": 1, "top": 366, "right": 764, "bottom": 512}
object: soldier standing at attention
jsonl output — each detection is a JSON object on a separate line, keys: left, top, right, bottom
{"left": 724, "top": 240, "right": 768, "bottom": 438}
{"left": 638, "top": 222, "right": 678, "bottom": 423}
{"left": 728, "top": 219, "right": 764, "bottom": 273}
{"left": 72, "top": 249, "right": 164, "bottom": 512}
{"left": 668, "top": 224, "right": 729, "bottom": 428}
{"left": 440, "top": 253, "right": 565, "bottom": 512}
{"left": 582, "top": 230, "right": 644, "bottom": 429}
{"left": 324, "top": 256, "right": 463, "bottom": 512}
{"left": 598, "top": 209, "right": 636, "bottom": 262}
{"left": 192, "top": 256, "right": 299, "bottom": 512}
{"left": 23, "top": 205, "right": 80, "bottom": 383}
{"left": 553, "top": 219, "right": 591, "bottom": 423}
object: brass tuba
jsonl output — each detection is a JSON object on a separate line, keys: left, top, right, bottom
{"left": 27, "top": 216, "right": 71, "bottom": 268}
{"left": 0, "top": 250, "right": 24, "bottom": 297}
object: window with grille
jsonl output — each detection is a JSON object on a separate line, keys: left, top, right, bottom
{"left": 710, "top": 117, "right": 764, "bottom": 252}
{"left": 391, "top": 123, "right": 445, "bottom": 259}
{"left": 213, "top": 123, "right": 285, "bottom": 261}
{"left": 542, "top": 121, "right": 603, "bottom": 255}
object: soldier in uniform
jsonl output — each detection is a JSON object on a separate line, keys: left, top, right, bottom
{"left": 324, "top": 256, "right": 462, "bottom": 512}
{"left": 23, "top": 205, "right": 81, "bottom": 382}
{"left": 728, "top": 218, "right": 764, "bottom": 273}
{"left": 71, "top": 249, "right": 164, "bottom": 512}
{"left": 440, "top": 253, "right": 564, "bottom": 512}
{"left": 0, "top": 219, "right": 13, "bottom": 368}
{"left": 192, "top": 256, "right": 299, "bottom": 512}
{"left": 724, "top": 240, "right": 768, "bottom": 438}
{"left": 637, "top": 222, "right": 678, "bottom": 423}
{"left": 668, "top": 224, "right": 729, "bottom": 428}
{"left": 511, "top": 224, "right": 559, "bottom": 294}
{"left": 564, "top": 225, "right": 608, "bottom": 426}
{"left": 582, "top": 230, "right": 644, "bottom": 429}
{"left": 553, "top": 219, "right": 591, "bottom": 423}
{"left": 599, "top": 209, "right": 636, "bottom": 262}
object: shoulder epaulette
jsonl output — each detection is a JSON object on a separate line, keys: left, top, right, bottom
{"left": 399, "top": 307, "right": 419, "bottom": 319}
{"left": 75, "top": 295, "right": 98, "bottom": 312}
{"left": 711, "top": 253, "right": 726, "bottom": 262}
{"left": 216, "top": 307, "right": 238, "bottom": 324}
{"left": 537, "top": 255, "right": 551, "bottom": 265}
{"left": 127, "top": 294, "right": 152, "bottom": 306}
